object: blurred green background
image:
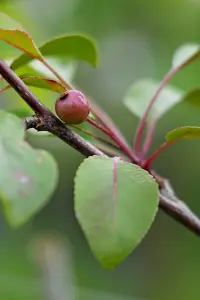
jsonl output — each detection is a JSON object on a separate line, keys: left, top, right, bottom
{"left": 0, "top": 0, "right": 200, "bottom": 299}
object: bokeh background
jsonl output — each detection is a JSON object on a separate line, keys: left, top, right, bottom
{"left": 0, "top": 0, "right": 200, "bottom": 299}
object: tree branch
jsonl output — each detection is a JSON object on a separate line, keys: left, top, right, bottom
{"left": 0, "top": 59, "right": 200, "bottom": 236}
{"left": 159, "top": 194, "right": 200, "bottom": 235}
{"left": 159, "top": 180, "right": 200, "bottom": 235}
{"left": 0, "top": 60, "right": 104, "bottom": 158}
{"left": 24, "top": 115, "right": 104, "bottom": 157}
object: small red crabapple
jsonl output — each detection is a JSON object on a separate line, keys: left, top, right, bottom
{"left": 55, "top": 90, "right": 90, "bottom": 125}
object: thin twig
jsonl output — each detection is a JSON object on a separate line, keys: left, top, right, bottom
{"left": 159, "top": 194, "right": 200, "bottom": 235}
{"left": 0, "top": 58, "right": 200, "bottom": 236}
{"left": 88, "top": 100, "right": 140, "bottom": 163}
{"left": 86, "top": 117, "right": 113, "bottom": 136}
{"left": 70, "top": 124, "right": 118, "bottom": 148}
{"left": 159, "top": 180, "right": 200, "bottom": 235}
{"left": 142, "top": 121, "right": 155, "bottom": 158}
{"left": 25, "top": 115, "right": 104, "bottom": 157}
{"left": 0, "top": 60, "right": 104, "bottom": 158}
{"left": 143, "top": 141, "right": 173, "bottom": 170}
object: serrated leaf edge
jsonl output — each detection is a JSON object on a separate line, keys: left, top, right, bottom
{"left": 74, "top": 155, "right": 159, "bottom": 269}
{"left": 0, "top": 29, "right": 43, "bottom": 60}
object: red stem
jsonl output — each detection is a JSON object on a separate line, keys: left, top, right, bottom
{"left": 87, "top": 117, "right": 139, "bottom": 163}
{"left": 142, "top": 121, "right": 156, "bottom": 158}
{"left": 88, "top": 100, "right": 139, "bottom": 163}
{"left": 134, "top": 67, "right": 178, "bottom": 153}
{"left": 70, "top": 124, "right": 118, "bottom": 148}
{"left": 143, "top": 141, "right": 173, "bottom": 169}
{"left": 86, "top": 117, "right": 113, "bottom": 137}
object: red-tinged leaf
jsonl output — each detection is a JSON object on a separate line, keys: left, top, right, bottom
{"left": 0, "top": 76, "right": 66, "bottom": 93}
{"left": 0, "top": 29, "right": 43, "bottom": 60}
{"left": 166, "top": 126, "right": 200, "bottom": 142}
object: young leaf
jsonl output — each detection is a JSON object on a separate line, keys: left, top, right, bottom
{"left": 0, "top": 76, "right": 66, "bottom": 93}
{"left": 74, "top": 156, "right": 159, "bottom": 269}
{"left": 11, "top": 34, "right": 98, "bottom": 70}
{"left": 172, "top": 44, "right": 200, "bottom": 69}
{"left": 0, "top": 28, "right": 43, "bottom": 61}
{"left": 0, "top": 110, "right": 58, "bottom": 227}
{"left": 124, "top": 79, "right": 183, "bottom": 121}
{"left": 166, "top": 126, "right": 200, "bottom": 142}
{"left": 129, "top": 44, "right": 200, "bottom": 154}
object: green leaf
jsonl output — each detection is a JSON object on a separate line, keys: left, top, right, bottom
{"left": 0, "top": 110, "right": 58, "bottom": 227}
{"left": 74, "top": 156, "right": 158, "bottom": 269}
{"left": 172, "top": 44, "right": 200, "bottom": 69}
{"left": 166, "top": 126, "right": 200, "bottom": 142}
{"left": 124, "top": 79, "right": 183, "bottom": 121}
{"left": 11, "top": 34, "right": 98, "bottom": 70}
{"left": 1, "top": 76, "right": 66, "bottom": 93}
